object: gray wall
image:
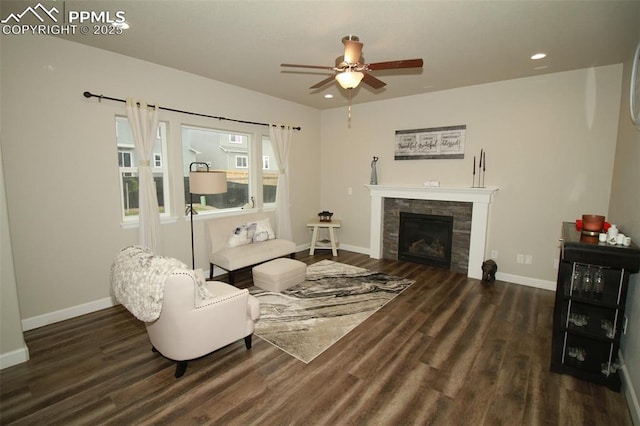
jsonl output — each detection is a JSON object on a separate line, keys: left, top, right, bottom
{"left": 609, "top": 35, "right": 640, "bottom": 425}
{"left": 320, "top": 65, "right": 623, "bottom": 287}
{"left": 0, "top": 148, "right": 28, "bottom": 367}
{"left": 0, "top": 34, "right": 321, "bottom": 329}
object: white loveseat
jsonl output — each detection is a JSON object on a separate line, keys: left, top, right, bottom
{"left": 207, "top": 212, "right": 296, "bottom": 284}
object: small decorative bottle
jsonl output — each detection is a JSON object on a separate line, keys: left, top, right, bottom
{"left": 607, "top": 224, "right": 619, "bottom": 245}
{"left": 370, "top": 156, "right": 379, "bottom": 185}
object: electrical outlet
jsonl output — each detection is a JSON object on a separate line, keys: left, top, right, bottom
{"left": 517, "top": 254, "right": 524, "bottom": 264}
{"left": 525, "top": 254, "right": 533, "bottom": 265}
{"left": 491, "top": 250, "right": 498, "bottom": 259}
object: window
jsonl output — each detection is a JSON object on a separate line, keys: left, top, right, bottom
{"left": 262, "top": 137, "right": 278, "bottom": 205}
{"left": 115, "top": 116, "right": 169, "bottom": 220}
{"left": 182, "top": 126, "right": 250, "bottom": 212}
{"left": 118, "top": 151, "right": 132, "bottom": 168}
{"left": 236, "top": 155, "right": 248, "bottom": 169}
{"left": 229, "top": 134, "right": 243, "bottom": 144}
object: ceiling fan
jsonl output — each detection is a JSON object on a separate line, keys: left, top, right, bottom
{"left": 281, "top": 35, "right": 423, "bottom": 90}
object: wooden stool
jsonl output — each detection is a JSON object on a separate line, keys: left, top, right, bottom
{"left": 307, "top": 218, "right": 341, "bottom": 256}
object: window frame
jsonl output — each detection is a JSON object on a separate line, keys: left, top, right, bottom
{"left": 115, "top": 117, "right": 170, "bottom": 223}
{"left": 182, "top": 125, "right": 254, "bottom": 216}
{"left": 235, "top": 155, "right": 248, "bottom": 169}
{"left": 261, "top": 136, "right": 278, "bottom": 208}
{"left": 118, "top": 150, "right": 132, "bottom": 168}
{"left": 229, "top": 134, "right": 243, "bottom": 144}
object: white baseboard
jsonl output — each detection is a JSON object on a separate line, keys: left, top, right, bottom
{"left": 21, "top": 296, "right": 117, "bottom": 331}
{"left": 495, "top": 272, "right": 556, "bottom": 291}
{"left": 337, "top": 244, "right": 369, "bottom": 255}
{"left": 334, "top": 246, "right": 555, "bottom": 291}
{"left": 295, "top": 243, "right": 370, "bottom": 256}
{"left": 0, "top": 345, "right": 29, "bottom": 370}
{"left": 620, "top": 352, "right": 640, "bottom": 426}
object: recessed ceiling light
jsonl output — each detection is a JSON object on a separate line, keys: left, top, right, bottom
{"left": 324, "top": 94, "right": 334, "bottom": 99}
{"left": 531, "top": 53, "right": 547, "bottom": 60}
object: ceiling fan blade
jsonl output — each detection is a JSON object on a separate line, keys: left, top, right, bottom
{"left": 343, "top": 40, "right": 363, "bottom": 64}
{"left": 361, "top": 72, "right": 386, "bottom": 89}
{"left": 310, "top": 75, "right": 336, "bottom": 89}
{"left": 281, "top": 63, "right": 336, "bottom": 70}
{"left": 366, "top": 59, "right": 424, "bottom": 71}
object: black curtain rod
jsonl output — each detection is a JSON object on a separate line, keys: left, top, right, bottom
{"left": 83, "top": 91, "right": 301, "bottom": 131}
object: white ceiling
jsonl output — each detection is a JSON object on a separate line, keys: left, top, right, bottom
{"left": 24, "top": 1, "right": 640, "bottom": 109}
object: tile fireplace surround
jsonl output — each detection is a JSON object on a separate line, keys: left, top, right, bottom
{"left": 367, "top": 185, "right": 498, "bottom": 280}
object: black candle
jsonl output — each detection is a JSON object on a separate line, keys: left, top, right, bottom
{"left": 479, "top": 149, "right": 483, "bottom": 168}
{"left": 473, "top": 156, "right": 476, "bottom": 175}
{"left": 483, "top": 152, "right": 486, "bottom": 171}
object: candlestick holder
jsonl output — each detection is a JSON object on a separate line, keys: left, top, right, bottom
{"left": 473, "top": 168, "right": 485, "bottom": 188}
{"left": 472, "top": 155, "right": 477, "bottom": 188}
{"left": 471, "top": 150, "right": 486, "bottom": 188}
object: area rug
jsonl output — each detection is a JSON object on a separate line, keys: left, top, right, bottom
{"left": 248, "top": 260, "right": 414, "bottom": 363}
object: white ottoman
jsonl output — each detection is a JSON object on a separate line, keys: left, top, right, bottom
{"left": 252, "top": 258, "right": 306, "bottom": 292}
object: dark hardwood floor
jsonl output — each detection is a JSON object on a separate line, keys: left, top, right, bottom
{"left": 0, "top": 251, "right": 633, "bottom": 425}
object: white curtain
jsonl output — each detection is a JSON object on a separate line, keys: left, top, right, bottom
{"left": 269, "top": 124, "right": 293, "bottom": 240}
{"left": 126, "top": 98, "right": 161, "bottom": 253}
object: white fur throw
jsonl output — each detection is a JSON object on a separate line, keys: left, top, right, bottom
{"left": 111, "top": 245, "right": 189, "bottom": 322}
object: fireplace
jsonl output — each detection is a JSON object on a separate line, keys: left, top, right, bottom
{"left": 399, "top": 213, "right": 453, "bottom": 269}
{"left": 367, "top": 185, "right": 498, "bottom": 279}
{"left": 388, "top": 200, "right": 470, "bottom": 273}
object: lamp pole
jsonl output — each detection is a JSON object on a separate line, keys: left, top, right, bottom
{"left": 188, "top": 162, "right": 227, "bottom": 271}
{"left": 189, "top": 161, "right": 210, "bottom": 270}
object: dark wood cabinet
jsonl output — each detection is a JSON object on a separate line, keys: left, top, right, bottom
{"left": 551, "top": 222, "right": 640, "bottom": 391}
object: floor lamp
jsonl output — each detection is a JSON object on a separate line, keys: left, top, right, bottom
{"left": 188, "top": 162, "right": 227, "bottom": 270}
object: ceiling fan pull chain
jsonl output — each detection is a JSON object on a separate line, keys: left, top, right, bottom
{"left": 347, "top": 88, "right": 353, "bottom": 127}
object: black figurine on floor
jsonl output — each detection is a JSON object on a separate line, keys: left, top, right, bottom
{"left": 481, "top": 259, "right": 498, "bottom": 286}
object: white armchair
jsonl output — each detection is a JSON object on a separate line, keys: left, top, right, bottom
{"left": 111, "top": 247, "right": 260, "bottom": 377}
{"left": 148, "top": 269, "right": 260, "bottom": 377}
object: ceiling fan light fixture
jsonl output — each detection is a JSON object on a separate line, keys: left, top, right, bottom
{"left": 335, "top": 71, "right": 364, "bottom": 89}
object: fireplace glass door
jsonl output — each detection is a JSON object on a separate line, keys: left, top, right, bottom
{"left": 398, "top": 212, "right": 453, "bottom": 269}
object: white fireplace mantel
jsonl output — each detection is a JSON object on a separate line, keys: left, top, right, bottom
{"left": 366, "top": 184, "right": 498, "bottom": 280}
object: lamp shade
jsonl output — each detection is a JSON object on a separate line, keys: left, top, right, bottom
{"left": 335, "top": 71, "right": 364, "bottom": 89}
{"left": 189, "top": 171, "right": 227, "bottom": 194}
